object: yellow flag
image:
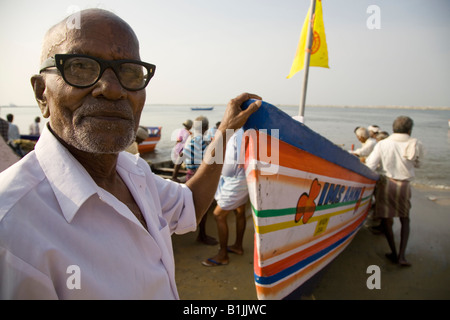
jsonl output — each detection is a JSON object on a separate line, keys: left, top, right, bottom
{"left": 287, "top": 0, "right": 329, "bottom": 79}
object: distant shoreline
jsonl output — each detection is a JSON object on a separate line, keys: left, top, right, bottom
{"left": 275, "top": 105, "right": 450, "bottom": 111}
{"left": 2, "top": 104, "right": 450, "bottom": 111}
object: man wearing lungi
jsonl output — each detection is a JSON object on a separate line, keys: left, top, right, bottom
{"left": 366, "top": 116, "right": 424, "bottom": 267}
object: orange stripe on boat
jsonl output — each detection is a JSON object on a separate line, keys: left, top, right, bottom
{"left": 244, "top": 131, "right": 374, "bottom": 184}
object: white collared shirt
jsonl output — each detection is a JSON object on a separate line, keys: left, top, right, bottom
{"left": 0, "top": 126, "right": 197, "bottom": 299}
{"left": 353, "top": 137, "right": 377, "bottom": 157}
{"left": 365, "top": 133, "right": 424, "bottom": 181}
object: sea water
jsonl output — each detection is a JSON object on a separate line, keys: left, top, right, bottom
{"left": 2, "top": 104, "right": 449, "bottom": 189}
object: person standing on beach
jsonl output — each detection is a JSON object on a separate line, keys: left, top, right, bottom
{"left": 180, "top": 116, "right": 218, "bottom": 245}
{"left": 202, "top": 128, "right": 248, "bottom": 267}
{"left": 6, "top": 114, "right": 20, "bottom": 142}
{"left": 172, "top": 119, "right": 192, "bottom": 163}
{"left": 29, "top": 116, "right": 41, "bottom": 135}
{"left": 366, "top": 116, "right": 424, "bottom": 266}
{"left": 0, "top": 8, "right": 261, "bottom": 299}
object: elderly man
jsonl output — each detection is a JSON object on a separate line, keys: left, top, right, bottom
{"left": 0, "top": 9, "right": 261, "bottom": 299}
{"left": 366, "top": 116, "right": 424, "bottom": 267}
{"left": 351, "top": 126, "right": 376, "bottom": 161}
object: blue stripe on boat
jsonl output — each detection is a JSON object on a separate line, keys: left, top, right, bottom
{"left": 242, "top": 100, "right": 379, "bottom": 181}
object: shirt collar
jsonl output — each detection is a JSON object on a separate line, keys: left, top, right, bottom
{"left": 35, "top": 126, "right": 101, "bottom": 223}
{"left": 35, "top": 126, "right": 147, "bottom": 223}
{"left": 390, "top": 133, "right": 411, "bottom": 142}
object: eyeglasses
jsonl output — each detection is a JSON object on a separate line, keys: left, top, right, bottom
{"left": 39, "top": 54, "right": 156, "bottom": 91}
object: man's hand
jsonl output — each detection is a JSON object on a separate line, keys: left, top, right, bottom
{"left": 218, "top": 93, "right": 262, "bottom": 134}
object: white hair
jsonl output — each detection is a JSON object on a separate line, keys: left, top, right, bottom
{"left": 355, "top": 127, "right": 369, "bottom": 139}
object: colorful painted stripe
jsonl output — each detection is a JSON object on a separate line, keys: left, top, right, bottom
{"left": 252, "top": 195, "right": 372, "bottom": 219}
{"left": 253, "top": 199, "right": 369, "bottom": 234}
{"left": 255, "top": 219, "right": 363, "bottom": 285}
{"left": 255, "top": 233, "right": 356, "bottom": 299}
{"left": 254, "top": 212, "right": 367, "bottom": 278}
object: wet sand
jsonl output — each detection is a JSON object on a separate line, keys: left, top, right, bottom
{"left": 173, "top": 186, "right": 450, "bottom": 300}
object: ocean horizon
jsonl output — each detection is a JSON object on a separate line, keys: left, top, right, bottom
{"left": 2, "top": 103, "right": 449, "bottom": 189}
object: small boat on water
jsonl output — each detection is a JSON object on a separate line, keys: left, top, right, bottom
{"left": 242, "top": 100, "right": 379, "bottom": 300}
{"left": 191, "top": 107, "right": 214, "bottom": 111}
{"left": 138, "top": 126, "right": 162, "bottom": 153}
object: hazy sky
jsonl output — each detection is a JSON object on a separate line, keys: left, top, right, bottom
{"left": 0, "top": 0, "right": 449, "bottom": 107}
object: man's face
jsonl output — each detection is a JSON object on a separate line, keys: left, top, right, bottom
{"left": 38, "top": 17, "right": 146, "bottom": 154}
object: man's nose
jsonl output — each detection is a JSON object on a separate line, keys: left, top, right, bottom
{"left": 92, "top": 68, "right": 127, "bottom": 100}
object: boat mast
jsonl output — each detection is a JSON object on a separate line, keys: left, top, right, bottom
{"left": 298, "top": 0, "right": 317, "bottom": 122}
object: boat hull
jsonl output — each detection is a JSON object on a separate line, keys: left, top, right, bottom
{"left": 242, "top": 101, "right": 378, "bottom": 300}
{"left": 191, "top": 107, "right": 214, "bottom": 111}
{"left": 138, "top": 126, "right": 162, "bottom": 154}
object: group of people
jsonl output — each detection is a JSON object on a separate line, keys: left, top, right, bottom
{"left": 351, "top": 119, "right": 424, "bottom": 267}
{"left": 171, "top": 116, "right": 248, "bottom": 267}
{"left": 351, "top": 124, "right": 389, "bottom": 162}
{"left": 0, "top": 113, "right": 41, "bottom": 157}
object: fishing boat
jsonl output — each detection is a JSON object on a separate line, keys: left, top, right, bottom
{"left": 240, "top": 0, "right": 380, "bottom": 299}
{"left": 242, "top": 100, "right": 379, "bottom": 299}
{"left": 138, "top": 126, "right": 162, "bottom": 153}
{"left": 191, "top": 106, "right": 214, "bottom": 111}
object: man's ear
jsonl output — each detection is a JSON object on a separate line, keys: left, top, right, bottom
{"left": 31, "top": 74, "right": 50, "bottom": 118}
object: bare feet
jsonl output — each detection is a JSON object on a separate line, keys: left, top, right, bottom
{"left": 386, "top": 252, "right": 411, "bottom": 267}
{"left": 398, "top": 258, "right": 412, "bottom": 267}
{"left": 227, "top": 245, "right": 244, "bottom": 255}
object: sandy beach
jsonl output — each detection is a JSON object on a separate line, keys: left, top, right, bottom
{"left": 2, "top": 143, "right": 449, "bottom": 300}
{"left": 173, "top": 185, "right": 450, "bottom": 300}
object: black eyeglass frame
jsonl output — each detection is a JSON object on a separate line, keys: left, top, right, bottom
{"left": 39, "top": 54, "right": 156, "bottom": 91}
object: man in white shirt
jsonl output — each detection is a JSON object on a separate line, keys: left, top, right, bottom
{"left": 365, "top": 116, "right": 424, "bottom": 267}
{"left": 0, "top": 8, "right": 262, "bottom": 299}
{"left": 351, "top": 126, "right": 376, "bottom": 161}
